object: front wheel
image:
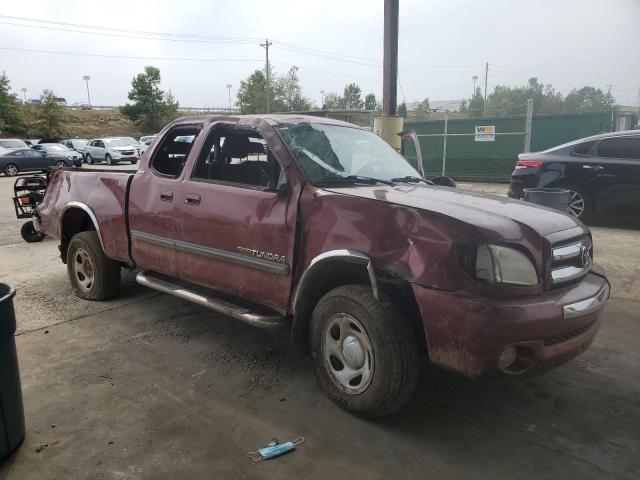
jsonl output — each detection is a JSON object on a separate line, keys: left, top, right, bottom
{"left": 55, "top": 160, "right": 66, "bottom": 168}
{"left": 4, "top": 163, "right": 18, "bottom": 176}
{"left": 66, "top": 231, "right": 121, "bottom": 300}
{"left": 309, "top": 285, "right": 419, "bottom": 417}
{"left": 105, "top": 154, "right": 114, "bottom": 166}
{"left": 85, "top": 154, "right": 94, "bottom": 165}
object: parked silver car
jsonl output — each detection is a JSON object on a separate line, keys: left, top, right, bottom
{"left": 84, "top": 138, "right": 139, "bottom": 165}
{"left": 0, "top": 139, "right": 30, "bottom": 156}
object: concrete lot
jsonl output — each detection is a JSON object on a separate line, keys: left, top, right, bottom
{"left": 0, "top": 169, "right": 639, "bottom": 479}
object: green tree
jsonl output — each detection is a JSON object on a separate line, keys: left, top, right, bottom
{"left": 120, "top": 66, "right": 179, "bottom": 131}
{"left": 364, "top": 93, "right": 377, "bottom": 110}
{"left": 342, "top": 83, "right": 363, "bottom": 109}
{"left": 0, "top": 72, "right": 22, "bottom": 134}
{"left": 276, "top": 66, "right": 312, "bottom": 111}
{"left": 323, "top": 92, "right": 343, "bottom": 109}
{"left": 397, "top": 102, "right": 407, "bottom": 117}
{"left": 37, "top": 89, "right": 66, "bottom": 137}
{"left": 414, "top": 98, "right": 431, "bottom": 119}
{"left": 564, "top": 86, "right": 615, "bottom": 113}
{"left": 468, "top": 87, "right": 485, "bottom": 117}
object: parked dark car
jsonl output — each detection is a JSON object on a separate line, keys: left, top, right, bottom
{"left": 508, "top": 130, "right": 640, "bottom": 221}
{"left": 0, "top": 148, "right": 80, "bottom": 176}
{"left": 31, "top": 143, "right": 83, "bottom": 166}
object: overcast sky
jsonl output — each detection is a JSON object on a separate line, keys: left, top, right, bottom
{"left": 1, "top": 0, "right": 639, "bottom": 108}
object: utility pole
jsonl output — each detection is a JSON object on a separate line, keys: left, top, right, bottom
{"left": 260, "top": 38, "right": 272, "bottom": 113}
{"left": 606, "top": 84, "right": 614, "bottom": 96}
{"left": 82, "top": 75, "right": 91, "bottom": 105}
{"left": 382, "top": 0, "right": 399, "bottom": 116}
{"left": 226, "top": 84, "right": 232, "bottom": 110}
{"left": 636, "top": 86, "right": 640, "bottom": 116}
{"left": 320, "top": 89, "right": 325, "bottom": 107}
{"left": 483, "top": 62, "right": 489, "bottom": 116}
{"left": 472, "top": 75, "right": 478, "bottom": 96}
{"left": 21, "top": 87, "right": 27, "bottom": 102}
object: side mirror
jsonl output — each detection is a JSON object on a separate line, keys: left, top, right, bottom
{"left": 277, "top": 182, "right": 291, "bottom": 198}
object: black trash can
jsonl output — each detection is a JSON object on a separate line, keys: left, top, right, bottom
{"left": 523, "top": 187, "right": 570, "bottom": 212}
{"left": 0, "top": 283, "right": 25, "bottom": 459}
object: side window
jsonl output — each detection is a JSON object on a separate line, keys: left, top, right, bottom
{"left": 27, "top": 151, "right": 42, "bottom": 157}
{"left": 597, "top": 137, "right": 640, "bottom": 159}
{"left": 32, "top": 145, "right": 42, "bottom": 151}
{"left": 150, "top": 127, "right": 200, "bottom": 178}
{"left": 191, "top": 127, "right": 282, "bottom": 189}
{"left": 571, "top": 140, "right": 596, "bottom": 156}
{"left": 97, "top": 141, "right": 105, "bottom": 148}
{"left": 14, "top": 151, "right": 25, "bottom": 156}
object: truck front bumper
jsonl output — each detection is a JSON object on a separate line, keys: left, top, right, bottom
{"left": 412, "top": 269, "right": 609, "bottom": 377}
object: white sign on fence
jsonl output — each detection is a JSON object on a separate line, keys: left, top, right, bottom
{"left": 474, "top": 125, "right": 495, "bottom": 142}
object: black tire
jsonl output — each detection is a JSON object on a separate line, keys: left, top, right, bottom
{"left": 309, "top": 285, "right": 419, "bottom": 417}
{"left": 562, "top": 184, "right": 593, "bottom": 222}
{"left": 4, "top": 163, "right": 18, "bottom": 177}
{"left": 66, "top": 231, "right": 121, "bottom": 300}
{"left": 106, "top": 154, "right": 114, "bottom": 166}
{"left": 20, "top": 221, "right": 45, "bottom": 243}
{"left": 86, "top": 154, "right": 93, "bottom": 165}
{"left": 55, "top": 160, "right": 66, "bottom": 168}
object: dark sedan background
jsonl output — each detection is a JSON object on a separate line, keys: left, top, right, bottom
{"left": 508, "top": 130, "right": 640, "bottom": 221}
{"left": 0, "top": 147, "right": 82, "bottom": 176}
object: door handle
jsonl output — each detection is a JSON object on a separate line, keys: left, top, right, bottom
{"left": 185, "top": 193, "right": 201, "bottom": 206}
{"left": 582, "top": 165, "right": 603, "bottom": 171}
{"left": 160, "top": 191, "right": 173, "bottom": 202}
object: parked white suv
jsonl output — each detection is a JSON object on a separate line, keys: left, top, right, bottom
{"left": 84, "top": 138, "right": 139, "bottom": 165}
{"left": 0, "top": 139, "right": 29, "bottom": 156}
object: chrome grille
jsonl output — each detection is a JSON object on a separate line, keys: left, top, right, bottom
{"left": 550, "top": 236, "right": 592, "bottom": 286}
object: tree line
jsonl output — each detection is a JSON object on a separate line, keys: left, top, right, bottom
{"left": 0, "top": 66, "right": 621, "bottom": 138}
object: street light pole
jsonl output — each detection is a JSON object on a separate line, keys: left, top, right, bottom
{"left": 472, "top": 75, "right": 478, "bottom": 96}
{"left": 21, "top": 88, "right": 27, "bottom": 102}
{"left": 82, "top": 75, "right": 91, "bottom": 105}
{"left": 320, "top": 89, "right": 325, "bottom": 107}
{"left": 226, "top": 84, "right": 232, "bottom": 110}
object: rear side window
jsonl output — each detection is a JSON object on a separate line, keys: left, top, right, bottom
{"left": 572, "top": 140, "right": 596, "bottom": 156}
{"left": 151, "top": 127, "right": 200, "bottom": 177}
{"left": 596, "top": 137, "right": 640, "bottom": 159}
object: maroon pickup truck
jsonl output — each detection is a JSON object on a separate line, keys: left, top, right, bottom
{"left": 32, "top": 114, "right": 609, "bottom": 417}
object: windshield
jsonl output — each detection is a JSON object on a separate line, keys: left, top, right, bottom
{"left": 277, "top": 123, "right": 419, "bottom": 185}
{"left": 44, "top": 144, "right": 70, "bottom": 152}
{"left": 105, "top": 138, "right": 134, "bottom": 147}
{"left": 0, "top": 139, "right": 28, "bottom": 149}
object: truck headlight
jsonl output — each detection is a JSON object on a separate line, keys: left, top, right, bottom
{"left": 475, "top": 244, "right": 538, "bottom": 286}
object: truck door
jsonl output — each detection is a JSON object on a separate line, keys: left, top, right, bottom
{"left": 128, "top": 124, "right": 202, "bottom": 277}
{"left": 174, "top": 122, "right": 299, "bottom": 314}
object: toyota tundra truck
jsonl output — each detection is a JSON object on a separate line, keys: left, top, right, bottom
{"left": 31, "top": 114, "right": 609, "bottom": 417}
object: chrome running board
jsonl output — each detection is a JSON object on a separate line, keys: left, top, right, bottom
{"left": 136, "top": 270, "right": 286, "bottom": 329}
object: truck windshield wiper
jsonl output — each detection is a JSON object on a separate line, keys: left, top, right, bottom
{"left": 391, "top": 175, "right": 434, "bottom": 185}
{"left": 317, "top": 175, "right": 395, "bottom": 187}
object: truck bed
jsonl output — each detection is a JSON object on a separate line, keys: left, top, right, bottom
{"left": 37, "top": 168, "right": 135, "bottom": 264}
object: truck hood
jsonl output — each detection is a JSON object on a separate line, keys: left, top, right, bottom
{"left": 324, "top": 184, "right": 581, "bottom": 239}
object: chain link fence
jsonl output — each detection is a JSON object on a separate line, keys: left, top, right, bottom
{"left": 402, "top": 108, "right": 614, "bottom": 182}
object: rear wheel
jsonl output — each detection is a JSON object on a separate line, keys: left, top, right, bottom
{"left": 563, "top": 184, "right": 593, "bottom": 222}
{"left": 66, "top": 231, "right": 121, "bottom": 300}
{"left": 309, "top": 285, "right": 419, "bottom": 417}
{"left": 4, "top": 163, "right": 18, "bottom": 176}
{"left": 55, "top": 160, "right": 66, "bottom": 168}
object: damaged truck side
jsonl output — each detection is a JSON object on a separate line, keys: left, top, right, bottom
{"left": 33, "top": 114, "right": 610, "bottom": 417}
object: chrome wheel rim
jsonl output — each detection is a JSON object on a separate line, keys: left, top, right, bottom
{"left": 321, "top": 313, "right": 374, "bottom": 395}
{"left": 56, "top": 161, "right": 66, "bottom": 167}
{"left": 6, "top": 165, "right": 17, "bottom": 176}
{"left": 567, "top": 190, "right": 585, "bottom": 218}
{"left": 73, "top": 248, "right": 95, "bottom": 292}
